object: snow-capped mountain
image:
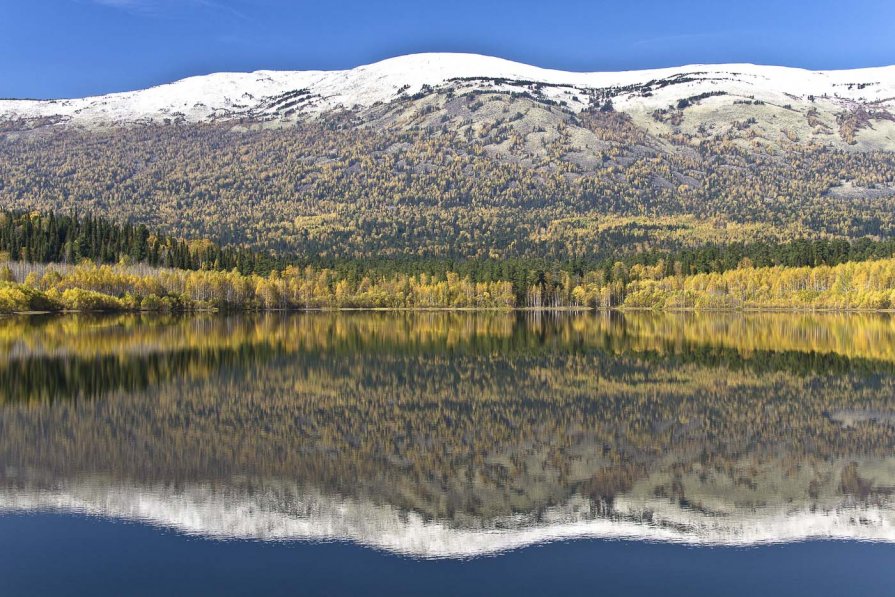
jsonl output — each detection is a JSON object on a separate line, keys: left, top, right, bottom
{"left": 3, "top": 53, "right": 895, "bottom": 256}
{"left": 2, "top": 53, "right": 894, "bottom": 126}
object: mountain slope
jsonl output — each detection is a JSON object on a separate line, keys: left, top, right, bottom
{"left": 1, "top": 54, "right": 895, "bottom": 258}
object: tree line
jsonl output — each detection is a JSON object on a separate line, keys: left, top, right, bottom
{"left": 3, "top": 209, "right": 895, "bottom": 309}
{"left": 3, "top": 254, "right": 895, "bottom": 312}
{"left": 0, "top": 209, "right": 292, "bottom": 274}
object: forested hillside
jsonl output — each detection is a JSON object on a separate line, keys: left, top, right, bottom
{"left": 2, "top": 119, "right": 893, "bottom": 259}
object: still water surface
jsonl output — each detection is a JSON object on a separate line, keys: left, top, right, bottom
{"left": 1, "top": 312, "right": 895, "bottom": 595}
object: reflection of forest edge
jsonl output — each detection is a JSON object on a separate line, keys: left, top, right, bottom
{"left": 3, "top": 311, "right": 895, "bottom": 404}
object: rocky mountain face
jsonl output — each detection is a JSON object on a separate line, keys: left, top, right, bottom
{"left": 1, "top": 54, "right": 894, "bottom": 257}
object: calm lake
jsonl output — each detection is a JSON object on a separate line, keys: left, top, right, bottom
{"left": 1, "top": 311, "right": 895, "bottom": 595}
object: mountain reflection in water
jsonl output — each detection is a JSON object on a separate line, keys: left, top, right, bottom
{"left": 1, "top": 311, "right": 895, "bottom": 558}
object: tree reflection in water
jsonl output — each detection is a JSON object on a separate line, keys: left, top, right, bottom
{"left": 1, "top": 311, "right": 894, "bottom": 557}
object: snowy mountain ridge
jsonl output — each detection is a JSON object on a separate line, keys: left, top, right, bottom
{"left": 2, "top": 52, "right": 894, "bottom": 125}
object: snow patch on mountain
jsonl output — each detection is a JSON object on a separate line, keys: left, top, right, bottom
{"left": 2, "top": 53, "right": 894, "bottom": 126}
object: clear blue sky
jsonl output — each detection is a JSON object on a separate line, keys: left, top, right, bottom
{"left": 2, "top": 0, "right": 894, "bottom": 99}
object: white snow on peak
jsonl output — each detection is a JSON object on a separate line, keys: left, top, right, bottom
{"left": 1, "top": 53, "right": 894, "bottom": 125}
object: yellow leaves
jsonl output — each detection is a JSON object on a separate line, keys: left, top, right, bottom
{"left": 0, "top": 260, "right": 529, "bottom": 312}
{"left": 292, "top": 213, "right": 345, "bottom": 234}
{"left": 0, "top": 283, "right": 38, "bottom": 312}
{"left": 620, "top": 257, "right": 895, "bottom": 311}
{"left": 531, "top": 214, "right": 792, "bottom": 249}
{"left": 57, "top": 288, "right": 126, "bottom": 311}
{"left": 629, "top": 261, "right": 665, "bottom": 282}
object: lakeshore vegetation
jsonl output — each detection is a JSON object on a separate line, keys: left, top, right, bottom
{"left": 2, "top": 209, "right": 895, "bottom": 312}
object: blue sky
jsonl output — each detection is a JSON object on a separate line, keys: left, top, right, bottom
{"left": 2, "top": 0, "right": 894, "bottom": 99}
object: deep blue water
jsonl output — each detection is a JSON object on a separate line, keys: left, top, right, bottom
{"left": 2, "top": 514, "right": 894, "bottom": 597}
